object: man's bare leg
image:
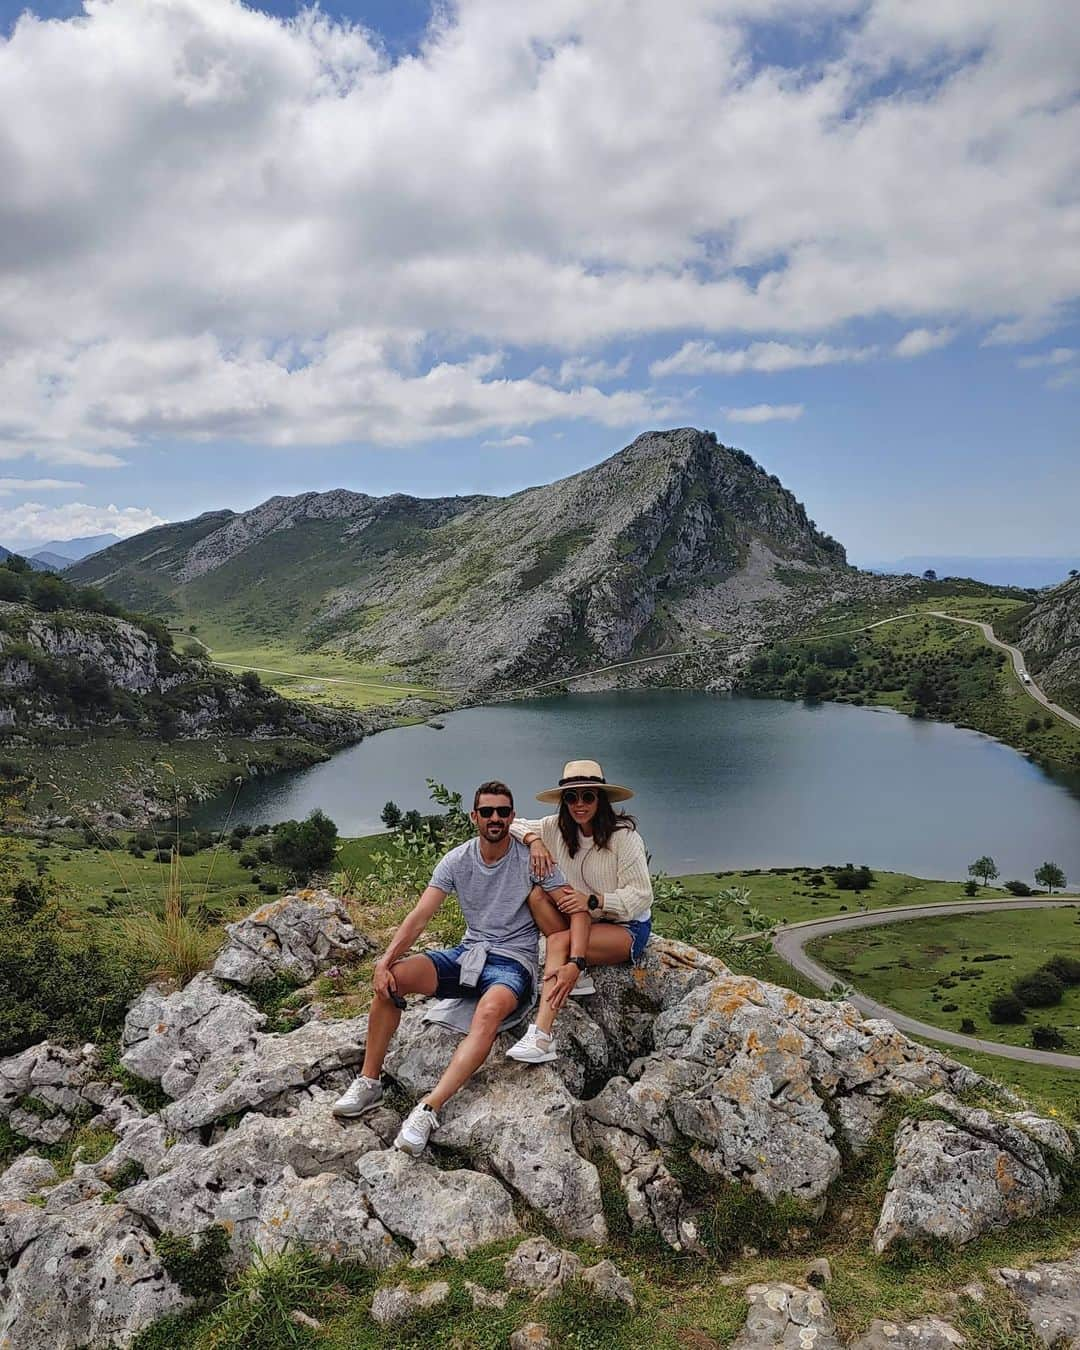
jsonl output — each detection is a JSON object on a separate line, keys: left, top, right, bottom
{"left": 424, "top": 983, "right": 520, "bottom": 1111}
{"left": 360, "top": 953, "right": 437, "bottom": 1081}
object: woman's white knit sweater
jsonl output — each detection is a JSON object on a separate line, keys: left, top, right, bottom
{"left": 509, "top": 814, "right": 653, "bottom": 922}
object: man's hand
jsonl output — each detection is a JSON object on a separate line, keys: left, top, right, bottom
{"left": 373, "top": 959, "right": 398, "bottom": 1001}
{"left": 545, "top": 961, "right": 580, "bottom": 1012}
{"left": 528, "top": 837, "right": 556, "bottom": 878}
{"left": 554, "top": 887, "right": 590, "bottom": 915}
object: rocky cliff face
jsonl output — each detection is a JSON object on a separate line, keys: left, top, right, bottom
{"left": 70, "top": 429, "right": 871, "bottom": 692}
{"left": 0, "top": 894, "right": 1075, "bottom": 1348}
{"left": 1015, "top": 575, "right": 1080, "bottom": 713}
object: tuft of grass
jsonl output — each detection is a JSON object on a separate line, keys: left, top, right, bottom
{"left": 119, "top": 848, "right": 219, "bottom": 986}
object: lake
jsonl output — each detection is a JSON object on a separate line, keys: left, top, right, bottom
{"left": 194, "top": 692, "right": 1080, "bottom": 881}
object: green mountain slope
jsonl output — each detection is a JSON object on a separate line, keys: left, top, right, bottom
{"left": 71, "top": 428, "right": 864, "bottom": 691}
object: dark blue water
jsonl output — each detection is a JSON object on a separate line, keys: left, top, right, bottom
{"left": 194, "top": 692, "right": 1080, "bottom": 881}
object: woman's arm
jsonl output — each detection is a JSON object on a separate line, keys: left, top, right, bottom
{"left": 508, "top": 814, "right": 548, "bottom": 845}
{"left": 509, "top": 814, "right": 557, "bottom": 877}
{"left": 596, "top": 829, "right": 653, "bottom": 922}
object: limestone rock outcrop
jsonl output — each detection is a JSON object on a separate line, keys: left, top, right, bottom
{"left": 211, "top": 892, "right": 372, "bottom": 987}
{"left": 996, "top": 1251, "right": 1080, "bottom": 1347}
{"left": 1, "top": 902, "right": 1076, "bottom": 1349}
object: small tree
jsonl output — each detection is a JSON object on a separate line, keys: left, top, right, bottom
{"left": 1034, "top": 861, "right": 1066, "bottom": 894}
{"left": 1013, "top": 969, "right": 1064, "bottom": 1008}
{"left": 963, "top": 879, "right": 979, "bottom": 897}
{"left": 380, "top": 801, "right": 403, "bottom": 830}
{"left": 1031, "top": 1026, "right": 1065, "bottom": 1050}
{"left": 922, "top": 568, "right": 937, "bottom": 581}
{"left": 270, "top": 809, "right": 339, "bottom": 881}
{"left": 967, "top": 856, "right": 999, "bottom": 887}
{"left": 988, "top": 993, "right": 1025, "bottom": 1024}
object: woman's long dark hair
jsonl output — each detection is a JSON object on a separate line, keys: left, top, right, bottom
{"left": 557, "top": 791, "right": 637, "bottom": 858}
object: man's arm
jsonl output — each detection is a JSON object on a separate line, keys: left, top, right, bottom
{"left": 374, "top": 885, "right": 447, "bottom": 994}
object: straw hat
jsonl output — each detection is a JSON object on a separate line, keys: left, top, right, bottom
{"left": 536, "top": 759, "right": 634, "bottom": 804}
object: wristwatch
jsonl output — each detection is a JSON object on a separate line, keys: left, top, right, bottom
{"left": 569, "top": 956, "right": 588, "bottom": 972}
{"left": 587, "top": 893, "right": 601, "bottom": 911}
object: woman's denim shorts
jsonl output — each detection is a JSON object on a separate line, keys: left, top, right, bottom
{"left": 621, "top": 917, "right": 652, "bottom": 964}
{"left": 425, "top": 943, "right": 533, "bottom": 1008}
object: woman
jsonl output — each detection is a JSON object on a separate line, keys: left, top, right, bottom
{"left": 505, "top": 758, "right": 652, "bottom": 1064}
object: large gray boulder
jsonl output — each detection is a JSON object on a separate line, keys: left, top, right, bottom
{"left": 0, "top": 1200, "right": 188, "bottom": 1349}
{"left": 849, "top": 1318, "right": 965, "bottom": 1348}
{"left": 996, "top": 1250, "right": 1080, "bottom": 1347}
{"left": 211, "top": 891, "right": 372, "bottom": 987}
{"left": 873, "top": 1093, "right": 1069, "bottom": 1254}
{"left": 354, "top": 1149, "right": 520, "bottom": 1262}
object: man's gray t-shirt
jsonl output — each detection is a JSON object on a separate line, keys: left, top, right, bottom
{"left": 429, "top": 838, "right": 567, "bottom": 987}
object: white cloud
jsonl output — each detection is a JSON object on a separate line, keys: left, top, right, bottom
{"left": 651, "top": 340, "right": 875, "bottom": 377}
{"left": 722, "top": 403, "right": 805, "bottom": 423}
{"left": 0, "top": 502, "right": 167, "bottom": 547}
{"left": 1046, "top": 368, "right": 1080, "bottom": 391}
{"left": 1017, "top": 347, "right": 1075, "bottom": 369}
{"left": 0, "top": 0, "right": 1077, "bottom": 453}
{"left": 482, "top": 434, "right": 533, "bottom": 447}
{"left": 533, "top": 355, "right": 632, "bottom": 386}
{"left": 894, "top": 327, "right": 956, "bottom": 358}
{"left": 0, "top": 477, "right": 84, "bottom": 496}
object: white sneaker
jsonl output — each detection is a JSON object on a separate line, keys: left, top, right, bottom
{"left": 332, "top": 1075, "right": 383, "bottom": 1119}
{"left": 506, "top": 1023, "right": 558, "bottom": 1064}
{"left": 393, "top": 1101, "right": 440, "bottom": 1156}
{"left": 569, "top": 971, "right": 596, "bottom": 996}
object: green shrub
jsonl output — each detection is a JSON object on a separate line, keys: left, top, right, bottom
{"left": 1004, "top": 879, "right": 1032, "bottom": 896}
{"left": 270, "top": 809, "right": 338, "bottom": 881}
{"left": 1032, "top": 1026, "right": 1066, "bottom": 1050}
{"left": 154, "top": 1225, "right": 230, "bottom": 1301}
{"left": 988, "top": 993, "right": 1026, "bottom": 1024}
{"left": 1013, "top": 969, "right": 1065, "bottom": 1008}
{"left": 963, "top": 878, "right": 978, "bottom": 896}
{"left": 959, "top": 1017, "right": 976, "bottom": 1033}
{"left": 1044, "top": 954, "right": 1080, "bottom": 985}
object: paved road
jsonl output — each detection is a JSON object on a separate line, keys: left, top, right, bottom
{"left": 772, "top": 898, "right": 1080, "bottom": 1070}
{"left": 926, "top": 610, "right": 1080, "bottom": 732}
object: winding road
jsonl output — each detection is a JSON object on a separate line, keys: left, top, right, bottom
{"left": 772, "top": 898, "right": 1080, "bottom": 1069}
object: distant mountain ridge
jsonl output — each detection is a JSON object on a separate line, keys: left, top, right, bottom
{"left": 70, "top": 429, "right": 885, "bottom": 692}
{"left": 863, "top": 556, "right": 1079, "bottom": 589}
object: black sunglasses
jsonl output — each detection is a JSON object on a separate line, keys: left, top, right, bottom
{"left": 476, "top": 805, "right": 513, "bottom": 818}
{"left": 562, "top": 789, "right": 598, "bottom": 805}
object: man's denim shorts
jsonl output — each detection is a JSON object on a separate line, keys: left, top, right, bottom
{"left": 622, "top": 917, "right": 652, "bottom": 964}
{"left": 424, "top": 944, "right": 533, "bottom": 1008}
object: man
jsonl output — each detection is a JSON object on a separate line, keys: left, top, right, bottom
{"left": 332, "top": 779, "right": 577, "bottom": 1155}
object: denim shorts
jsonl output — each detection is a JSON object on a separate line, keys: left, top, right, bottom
{"left": 424, "top": 944, "right": 533, "bottom": 1008}
{"left": 621, "top": 917, "right": 652, "bottom": 964}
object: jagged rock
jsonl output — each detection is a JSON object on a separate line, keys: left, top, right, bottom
{"left": 211, "top": 891, "right": 372, "bottom": 987}
{"left": 0, "top": 1041, "right": 123, "bottom": 1139}
{"left": 370, "top": 1280, "right": 450, "bottom": 1326}
{"left": 581, "top": 1258, "right": 635, "bottom": 1307}
{"left": 386, "top": 1012, "right": 606, "bottom": 1243}
{"left": 159, "top": 1014, "right": 369, "bottom": 1130}
{"left": 79, "top": 1114, "right": 172, "bottom": 1184}
{"left": 996, "top": 1251, "right": 1080, "bottom": 1347}
{"left": 0, "top": 1154, "right": 58, "bottom": 1200}
{"left": 505, "top": 1236, "right": 583, "bottom": 1296}
{"left": 733, "top": 1282, "right": 842, "bottom": 1350}
{"left": 0, "top": 1200, "right": 188, "bottom": 1349}
{"left": 849, "top": 1318, "right": 965, "bottom": 1348}
{"left": 120, "top": 972, "right": 266, "bottom": 1097}
{"left": 873, "top": 1094, "right": 1065, "bottom": 1254}
{"left": 466, "top": 1280, "right": 509, "bottom": 1309}
{"left": 582, "top": 1119, "right": 702, "bottom": 1252}
{"left": 42, "top": 1175, "right": 109, "bottom": 1211}
{"left": 122, "top": 1121, "right": 402, "bottom": 1269}
{"left": 354, "top": 1148, "right": 519, "bottom": 1262}
{"left": 806, "top": 1257, "right": 832, "bottom": 1288}
{"left": 510, "top": 1324, "right": 553, "bottom": 1349}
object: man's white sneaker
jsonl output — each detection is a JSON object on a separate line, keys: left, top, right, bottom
{"left": 506, "top": 1023, "right": 558, "bottom": 1064}
{"left": 332, "top": 1075, "right": 383, "bottom": 1119}
{"left": 569, "top": 971, "right": 596, "bottom": 996}
{"left": 393, "top": 1101, "right": 440, "bottom": 1156}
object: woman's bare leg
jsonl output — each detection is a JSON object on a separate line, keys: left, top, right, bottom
{"left": 534, "top": 923, "right": 633, "bottom": 1034}
{"left": 526, "top": 886, "right": 570, "bottom": 937}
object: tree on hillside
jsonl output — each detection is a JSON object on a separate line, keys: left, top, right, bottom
{"left": 380, "top": 800, "right": 403, "bottom": 830}
{"left": 923, "top": 569, "right": 937, "bottom": 581}
{"left": 967, "top": 856, "right": 999, "bottom": 887}
{"left": 270, "top": 809, "right": 338, "bottom": 881}
{"left": 1034, "top": 861, "right": 1066, "bottom": 894}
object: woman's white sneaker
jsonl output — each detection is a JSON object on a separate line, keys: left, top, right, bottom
{"left": 506, "top": 1023, "right": 558, "bottom": 1063}
{"left": 393, "top": 1101, "right": 440, "bottom": 1156}
{"left": 332, "top": 1075, "right": 383, "bottom": 1118}
{"left": 569, "top": 971, "right": 596, "bottom": 996}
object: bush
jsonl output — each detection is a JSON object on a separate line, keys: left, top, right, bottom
{"left": 960, "top": 1018, "right": 976, "bottom": 1033}
{"left": 237, "top": 853, "right": 259, "bottom": 870}
{"left": 963, "top": 879, "right": 979, "bottom": 896}
{"left": 940, "top": 1003, "right": 959, "bottom": 1013}
{"left": 1004, "top": 879, "right": 1032, "bottom": 896}
{"left": 1043, "top": 954, "right": 1080, "bottom": 985}
{"left": 1013, "top": 970, "right": 1065, "bottom": 1008}
{"left": 270, "top": 809, "right": 338, "bottom": 881}
{"left": 988, "top": 993, "right": 1026, "bottom": 1024}
{"left": 832, "top": 865, "right": 874, "bottom": 891}
{"left": 1032, "top": 1026, "right": 1066, "bottom": 1050}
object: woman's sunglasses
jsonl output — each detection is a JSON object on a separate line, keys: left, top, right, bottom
{"left": 476, "top": 805, "right": 513, "bottom": 818}
{"left": 562, "top": 789, "right": 598, "bottom": 805}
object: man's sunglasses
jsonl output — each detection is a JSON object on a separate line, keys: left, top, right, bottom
{"left": 562, "top": 789, "right": 598, "bottom": 805}
{"left": 476, "top": 805, "right": 513, "bottom": 818}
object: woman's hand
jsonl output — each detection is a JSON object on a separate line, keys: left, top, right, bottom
{"left": 554, "top": 888, "right": 591, "bottom": 915}
{"left": 545, "top": 962, "right": 580, "bottom": 1012}
{"left": 529, "top": 837, "right": 556, "bottom": 879}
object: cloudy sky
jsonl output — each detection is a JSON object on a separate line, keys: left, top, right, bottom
{"left": 1, "top": 0, "right": 1077, "bottom": 561}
